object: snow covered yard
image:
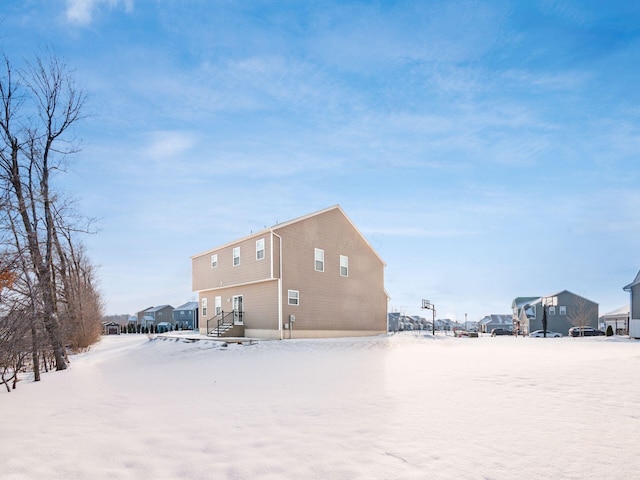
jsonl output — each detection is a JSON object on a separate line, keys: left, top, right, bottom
{"left": 2, "top": 333, "right": 640, "bottom": 480}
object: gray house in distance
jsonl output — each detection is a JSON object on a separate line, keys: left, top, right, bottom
{"left": 172, "top": 301, "right": 199, "bottom": 330}
{"left": 478, "top": 314, "right": 513, "bottom": 334}
{"left": 623, "top": 270, "right": 640, "bottom": 337}
{"left": 512, "top": 290, "right": 598, "bottom": 335}
{"left": 137, "top": 305, "right": 175, "bottom": 328}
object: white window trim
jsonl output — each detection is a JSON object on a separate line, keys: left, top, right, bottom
{"left": 215, "top": 296, "right": 222, "bottom": 315}
{"left": 233, "top": 247, "right": 240, "bottom": 266}
{"left": 256, "top": 238, "right": 265, "bottom": 260}
{"left": 288, "top": 290, "right": 299, "bottom": 306}
{"left": 211, "top": 254, "right": 218, "bottom": 268}
{"left": 201, "top": 298, "right": 208, "bottom": 317}
{"left": 559, "top": 306, "right": 567, "bottom": 315}
{"left": 549, "top": 306, "right": 556, "bottom": 315}
{"left": 314, "top": 248, "right": 324, "bottom": 272}
{"left": 340, "top": 255, "right": 349, "bottom": 277}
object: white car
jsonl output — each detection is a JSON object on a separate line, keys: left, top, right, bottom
{"left": 529, "top": 330, "right": 562, "bottom": 338}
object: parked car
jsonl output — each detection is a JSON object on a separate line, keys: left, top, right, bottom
{"left": 491, "top": 328, "right": 512, "bottom": 337}
{"left": 568, "top": 326, "right": 605, "bottom": 337}
{"left": 529, "top": 330, "right": 562, "bottom": 338}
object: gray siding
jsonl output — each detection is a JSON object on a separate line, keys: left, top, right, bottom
{"left": 632, "top": 284, "right": 640, "bottom": 319}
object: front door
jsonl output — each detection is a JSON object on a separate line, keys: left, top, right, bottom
{"left": 232, "top": 295, "right": 243, "bottom": 324}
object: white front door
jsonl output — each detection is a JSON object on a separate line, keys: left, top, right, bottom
{"left": 232, "top": 295, "right": 243, "bottom": 324}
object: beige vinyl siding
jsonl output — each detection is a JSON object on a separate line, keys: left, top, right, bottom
{"left": 192, "top": 235, "right": 274, "bottom": 292}
{"left": 275, "top": 207, "right": 386, "bottom": 334}
{"left": 193, "top": 206, "right": 387, "bottom": 339}
{"left": 198, "top": 280, "right": 279, "bottom": 335}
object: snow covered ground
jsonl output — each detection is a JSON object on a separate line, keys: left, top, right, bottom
{"left": 2, "top": 332, "right": 640, "bottom": 480}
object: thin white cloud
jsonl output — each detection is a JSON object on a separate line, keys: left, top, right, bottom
{"left": 139, "top": 130, "right": 199, "bottom": 160}
{"left": 65, "top": 0, "right": 133, "bottom": 26}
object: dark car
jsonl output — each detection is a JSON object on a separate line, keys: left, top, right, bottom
{"left": 568, "top": 326, "right": 605, "bottom": 337}
{"left": 491, "top": 328, "right": 512, "bottom": 337}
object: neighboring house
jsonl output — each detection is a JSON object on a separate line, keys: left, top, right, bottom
{"left": 599, "top": 305, "right": 629, "bottom": 335}
{"left": 435, "top": 318, "right": 463, "bottom": 331}
{"left": 511, "top": 291, "right": 598, "bottom": 335}
{"left": 172, "top": 301, "right": 199, "bottom": 330}
{"left": 388, "top": 313, "right": 430, "bottom": 332}
{"left": 388, "top": 312, "right": 405, "bottom": 332}
{"left": 137, "top": 305, "right": 175, "bottom": 328}
{"left": 478, "top": 314, "right": 513, "bottom": 333}
{"left": 192, "top": 205, "right": 388, "bottom": 339}
{"left": 623, "top": 270, "right": 640, "bottom": 338}
{"left": 102, "top": 322, "right": 120, "bottom": 335}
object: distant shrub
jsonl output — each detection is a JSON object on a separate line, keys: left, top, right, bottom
{"left": 606, "top": 325, "right": 614, "bottom": 336}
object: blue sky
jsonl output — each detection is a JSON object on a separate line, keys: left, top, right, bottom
{"left": 3, "top": 0, "right": 640, "bottom": 321}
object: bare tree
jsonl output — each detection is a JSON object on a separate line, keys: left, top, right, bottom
{"left": 0, "top": 52, "right": 89, "bottom": 373}
{"left": 55, "top": 228, "right": 104, "bottom": 351}
{"left": 567, "top": 296, "right": 597, "bottom": 335}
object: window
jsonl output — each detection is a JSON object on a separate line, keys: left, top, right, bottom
{"left": 559, "top": 306, "right": 567, "bottom": 315}
{"left": 256, "top": 239, "right": 265, "bottom": 260}
{"left": 340, "top": 255, "right": 349, "bottom": 277}
{"left": 314, "top": 248, "right": 324, "bottom": 272}
{"left": 233, "top": 247, "right": 240, "bottom": 266}
{"left": 215, "top": 296, "right": 222, "bottom": 315}
{"left": 201, "top": 298, "right": 207, "bottom": 317}
{"left": 549, "top": 306, "right": 556, "bottom": 315}
{"left": 288, "top": 290, "right": 299, "bottom": 305}
{"left": 211, "top": 254, "right": 218, "bottom": 268}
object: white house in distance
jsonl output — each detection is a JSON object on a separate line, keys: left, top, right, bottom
{"left": 599, "top": 305, "right": 630, "bottom": 335}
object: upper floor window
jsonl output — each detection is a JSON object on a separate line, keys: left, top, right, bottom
{"left": 211, "top": 254, "right": 218, "bottom": 268}
{"left": 256, "top": 239, "right": 265, "bottom": 260}
{"left": 288, "top": 290, "right": 299, "bottom": 305}
{"left": 559, "top": 306, "right": 567, "bottom": 315}
{"left": 233, "top": 247, "right": 240, "bottom": 266}
{"left": 548, "top": 306, "right": 556, "bottom": 315}
{"left": 340, "top": 255, "right": 349, "bottom": 277}
{"left": 314, "top": 248, "right": 324, "bottom": 272}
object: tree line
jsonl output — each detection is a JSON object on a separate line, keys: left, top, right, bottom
{"left": 0, "top": 52, "right": 103, "bottom": 392}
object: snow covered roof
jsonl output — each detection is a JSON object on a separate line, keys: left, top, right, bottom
{"left": 174, "top": 301, "right": 198, "bottom": 311}
{"left": 479, "top": 314, "right": 512, "bottom": 325}
{"left": 511, "top": 297, "right": 539, "bottom": 308}
{"left": 601, "top": 305, "right": 630, "bottom": 317}
{"left": 145, "top": 305, "right": 173, "bottom": 312}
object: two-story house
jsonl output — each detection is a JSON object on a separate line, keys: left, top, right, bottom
{"left": 191, "top": 205, "right": 388, "bottom": 339}
{"left": 137, "top": 305, "right": 175, "bottom": 328}
{"left": 511, "top": 290, "right": 598, "bottom": 335}
{"left": 172, "top": 301, "right": 199, "bottom": 330}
